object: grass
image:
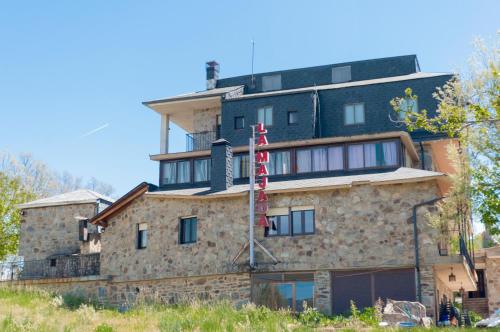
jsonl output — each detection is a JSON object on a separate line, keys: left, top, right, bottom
{"left": 0, "top": 287, "right": 484, "bottom": 331}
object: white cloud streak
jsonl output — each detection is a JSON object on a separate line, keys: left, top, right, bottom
{"left": 80, "top": 123, "right": 109, "bottom": 138}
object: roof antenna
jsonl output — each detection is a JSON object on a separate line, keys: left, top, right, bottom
{"left": 251, "top": 39, "right": 256, "bottom": 88}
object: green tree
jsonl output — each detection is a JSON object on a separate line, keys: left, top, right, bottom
{"left": 0, "top": 173, "right": 35, "bottom": 260}
{"left": 391, "top": 36, "right": 499, "bottom": 234}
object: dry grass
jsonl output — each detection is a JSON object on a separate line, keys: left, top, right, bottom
{"left": 0, "top": 287, "right": 482, "bottom": 331}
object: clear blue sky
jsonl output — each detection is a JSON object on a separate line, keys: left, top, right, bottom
{"left": 0, "top": 0, "right": 498, "bottom": 196}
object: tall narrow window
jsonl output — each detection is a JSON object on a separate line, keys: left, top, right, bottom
{"left": 296, "top": 149, "right": 312, "bottom": 173}
{"left": 162, "top": 162, "right": 177, "bottom": 185}
{"left": 262, "top": 74, "right": 282, "bottom": 91}
{"left": 268, "top": 151, "right": 291, "bottom": 176}
{"left": 137, "top": 223, "right": 148, "bottom": 249}
{"left": 258, "top": 106, "right": 273, "bottom": 126}
{"left": 180, "top": 217, "right": 197, "bottom": 244}
{"left": 344, "top": 103, "right": 365, "bottom": 125}
{"left": 348, "top": 144, "right": 364, "bottom": 169}
{"left": 194, "top": 158, "right": 211, "bottom": 182}
{"left": 328, "top": 146, "right": 344, "bottom": 170}
{"left": 312, "top": 147, "right": 328, "bottom": 172}
{"left": 234, "top": 116, "right": 245, "bottom": 129}
{"left": 233, "top": 154, "right": 250, "bottom": 179}
{"left": 177, "top": 161, "right": 191, "bottom": 183}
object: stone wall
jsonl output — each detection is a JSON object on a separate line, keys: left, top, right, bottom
{"left": 193, "top": 107, "right": 219, "bottom": 133}
{"left": 101, "top": 181, "right": 441, "bottom": 281}
{"left": 19, "top": 203, "right": 97, "bottom": 261}
{"left": 486, "top": 255, "right": 500, "bottom": 314}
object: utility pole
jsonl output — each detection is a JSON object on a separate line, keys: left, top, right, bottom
{"left": 249, "top": 125, "right": 255, "bottom": 268}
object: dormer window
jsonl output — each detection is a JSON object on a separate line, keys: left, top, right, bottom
{"left": 262, "top": 74, "right": 282, "bottom": 91}
{"left": 332, "top": 65, "right": 351, "bottom": 83}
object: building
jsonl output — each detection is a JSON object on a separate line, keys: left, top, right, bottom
{"left": 12, "top": 55, "right": 483, "bottom": 319}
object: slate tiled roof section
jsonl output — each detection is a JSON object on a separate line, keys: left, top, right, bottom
{"left": 142, "top": 85, "right": 244, "bottom": 105}
{"left": 17, "top": 190, "right": 115, "bottom": 209}
{"left": 225, "top": 72, "right": 451, "bottom": 100}
{"left": 146, "top": 168, "right": 445, "bottom": 199}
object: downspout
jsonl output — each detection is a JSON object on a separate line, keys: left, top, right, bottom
{"left": 419, "top": 142, "right": 425, "bottom": 170}
{"left": 412, "top": 196, "right": 445, "bottom": 303}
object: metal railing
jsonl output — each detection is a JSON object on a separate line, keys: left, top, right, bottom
{"left": 186, "top": 131, "right": 217, "bottom": 152}
{"left": 0, "top": 253, "right": 100, "bottom": 281}
{"left": 459, "top": 235, "right": 475, "bottom": 271}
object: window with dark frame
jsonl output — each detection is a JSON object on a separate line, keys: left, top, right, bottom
{"left": 180, "top": 217, "right": 197, "bottom": 244}
{"left": 265, "top": 215, "right": 290, "bottom": 236}
{"left": 288, "top": 111, "right": 298, "bottom": 125}
{"left": 258, "top": 106, "right": 273, "bottom": 126}
{"left": 332, "top": 65, "right": 351, "bottom": 83}
{"left": 262, "top": 74, "right": 282, "bottom": 91}
{"left": 50, "top": 258, "right": 57, "bottom": 267}
{"left": 194, "top": 158, "right": 211, "bottom": 182}
{"left": 344, "top": 103, "right": 365, "bottom": 125}
{"left": 137, "top": 223, "right": 148, "bottom": 249}
{"left": 161, "top": 160, "right": 191, "bottom": 185}
{"left": 291, "top": 209, "right": 315, "bottom": 235}
{"left": 233, "top": 154, "right": 250, "bottom": 179}
{"left": 264, "top": 209, "right": 315, "bottom": 237}
{"left": 234, "top": 116, "right": 245, "bottom": 129}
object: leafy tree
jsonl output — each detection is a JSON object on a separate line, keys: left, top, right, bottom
{"left": 0, "top": 173, "right": 35, "bottom": 260}
{"left": 391, "top": 36, "right": 499, "bottom": 234}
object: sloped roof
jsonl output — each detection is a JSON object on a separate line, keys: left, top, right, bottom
{"left": 18, "top": 189, "right": 115, "bottom": 209}
{"left": 146, "top": 167, "right": 445, "bottom": 199}
{"left": 142, "top": 85, "right": 244, "bottom": 105}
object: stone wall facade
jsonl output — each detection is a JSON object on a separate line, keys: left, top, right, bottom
{"left": 193, "top": 107, "right": 219, "bottom": 133}
{"left": 486, "top": 255, "right": 500, "bottom": 314}
{"left": 19, "top": 203, "right": 97, "bottom": 261}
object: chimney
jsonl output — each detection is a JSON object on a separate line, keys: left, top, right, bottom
{"left": 206, "top": 61, "right": 219, "bottom": 90}
{"left": 210, "top": 139, "right": 233, "bottom": 191}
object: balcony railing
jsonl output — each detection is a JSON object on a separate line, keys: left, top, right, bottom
{"left": 0, "top": 253, "right": 100, "bottom": 281}
{"left": 459, "top": 235, "right": 475, "bottom": 271}
{"left": 186, "top": 131, "right": 217, "bottom": 152}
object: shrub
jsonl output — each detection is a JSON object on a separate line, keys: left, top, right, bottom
{"left": 62, "top": 292, "right": 88, "bottom": 310}
{"left": 297, "top": 304, "right": 323, "bottom": 326}
{"left": 94, "top": 323, "right": 114, "bottom": 332}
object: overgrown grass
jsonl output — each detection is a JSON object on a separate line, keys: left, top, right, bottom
{"left": 0, "top": 287, "right": 482, "bottom": 331}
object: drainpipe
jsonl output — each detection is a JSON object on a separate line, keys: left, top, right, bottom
{"left": 419, "top": 142, "right": 425, "bottom": 170}
{"left": 412, "top": 196, "right": 445, "bottom": 303}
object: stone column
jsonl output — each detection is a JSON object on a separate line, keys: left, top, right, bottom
{"left": 210, "top": 139, "right": 233, "bottom": 192}
{"left": 420, "top": 265, "right": 437, "bottom": 320}
{"left": 160, "top": 114, "right": 169, "bottom": 154}
{"left": 314, "top": 271, "right": 332, "bottom": 315}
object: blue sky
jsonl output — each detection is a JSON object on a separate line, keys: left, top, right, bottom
{"left": 0, "top": 0, "right": 498, "bottom": 196}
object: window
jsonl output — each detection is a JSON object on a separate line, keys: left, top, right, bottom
{"left": 344, "top": 103, "right": 365, "bottom": 125}
{"left": 252, "top": 273, "right": 314, "bottom": 312}
{"left": 265, "top": 215, "right": 290, "bottom": 236}
{"left": 258, "top": 106, "right": 273, "bottom": 126}
{"left": 398, "top": 98, "right": 418, "bottom": 120}
{"left": 234, "top": 116, "right": 245, "bottom": 129}
{"left": 194, "top": 158, "right": 211, "bottom": 182}
{"left": 180, "top": 217, "right": 197, "bottom": 244}
{"left": 233, "top": 154, "right": 250, "bottom": 179}
{"left": 288, "top": 111, "right": 298, "bottom": 125}
{"left": 296, "top": 146, "right": 344, "bottom": 173}
{"left": 348, "top": 141, "right": 398, "bottom": 169}
{"left": 262, "top": 74, "right": 282, "bottom": 91}
{"left": 291, "top": 209, "right": 315, "bottom": 235}
{"left": 332, "top": 65, "right": 351, "bottom": 83}
{"left": 50, "top": 258, "right": 57, "bottom": 267}
{"left": 161, "top": 160, "right": 191, "bottom": 185}
{"left": 268, "top": 151, "right": 291, "bottom": 176}
{"left": 137, "top": 223, "right": 148, "bottom": 249}
{"left": 78, "top": 219, "right": 88, "bottom": 242}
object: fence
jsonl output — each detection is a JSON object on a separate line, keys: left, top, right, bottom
{"left": 186, "top": 131, "right": 217, "bottom": 152}
{"left": 0, "top": 253, "right": 100, "bottom": 281}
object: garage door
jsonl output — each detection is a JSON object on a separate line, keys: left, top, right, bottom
{"left": 332, "top": 268, "right": 416, "bottom": 314}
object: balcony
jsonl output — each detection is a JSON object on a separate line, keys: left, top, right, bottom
{"left": 186, "top": 130, "right": 218, "bottom": 152}
{"left": 0, "top": 253, "right": 100, "bottom": 280}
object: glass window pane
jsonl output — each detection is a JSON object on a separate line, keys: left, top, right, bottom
{"left": 355, "top": 103, "right": 365, "bottom": 123}
{"left": 279, "top": 215, "right": 289, "bottom": 235}
{"left": 304, "top": 210, "right": 314, "bottom": 233}
{"left": 364, "top": 143, "right": 377, "bottom": 167}
{"left": 258, "top": 108, "right": 265, "bottom": 124}
{"left": 268, "top": 216, "right": 278, "bottom": 236}
{"left": 292, "top": 211, "right": 302, "bottom": 235}
{"left": 348, "top": 145, "right": 364, "bottom": 169}
{"left": 240, "top": 155, "right": 249, "bottom": 178}
{"left": 265, "top": 107, "right": 273, "bottom": 126}
{"left": 162, "top": 162, "right": 177, "bottom": 184}
{"left": 194, "top": 159, "right": 209, "bottom": 182}
{"left": 288, "top": 111, "right": 298, "bottom": 124}
{"left": 233, "top": 156, "right": 241, "bottom": 179}
{"left": 177, "top": 161, "right": 190, "bottom": 183}
{"left": 328, "top": 146, "right": 344, "bottom": 170}
{"left": 183, "top": 220, "right": 190, "bottom": 243}
{"left": 140, "top": 230, "right": 147, "bottom": 248}
{"left": 345, "top": 105, "right": 355, "bottom": 125}
{"left": 190, "top": 218, "right": 197, "bottom": 242}
{"left": 296, "top": 149, "right": 312, "bottom": 173}
{"left": 312, "top": 148, "right": 328, "bottom": 172}
{"left": 268, "top": 152, "right": 276, "bottom": 176}
{"left": 295, "top": 281, "right": 314, "bottom": 312}
{"left": 382, "top": 141, "right": 398, "bottom": 166}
